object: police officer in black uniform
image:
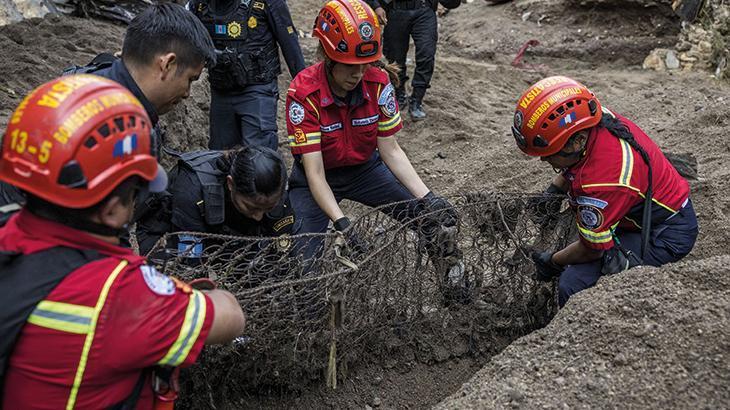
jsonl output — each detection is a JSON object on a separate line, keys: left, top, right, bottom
{"left": 188, "top": 0, "right": 306, "bottom": 151}
{"left": 0, "top": 4, "right": 216, "bottom": 227}
{"left": 365, "top": 0, "right": 459, "bottom": 121}
{"left": 136, "top": 145, "right": 296, "bottom": 256}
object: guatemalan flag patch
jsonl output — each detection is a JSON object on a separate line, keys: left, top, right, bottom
{"left": 559, "top": 112, "right": 577, "bottom": 127}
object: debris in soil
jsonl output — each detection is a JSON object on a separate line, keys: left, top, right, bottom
{"left": 436, "top": 255, "right": 730, "bottom": 409}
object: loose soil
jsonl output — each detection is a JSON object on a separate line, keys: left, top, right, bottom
{"left": 0, "top": 0, "right": 728, "bottom": 408}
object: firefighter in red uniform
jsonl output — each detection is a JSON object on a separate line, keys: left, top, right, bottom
{"left": 286, "top": 0, "right": 458, "bottom": 266}
{"left": 512, "top": 76, "right": 699, "bottom": 307}
{"left": 0, "top": 75, "right": 245, "bottom": 408}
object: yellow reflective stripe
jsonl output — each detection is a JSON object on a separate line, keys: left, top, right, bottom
{"left": 288, "top": 132, "right": 322, "bottom": 147}
{"left": 618, "top": 139, "right": 634, "bottom": 186}
{"left": 376, "top": 83, "right": 382, "bottom": 99}
{"left": 158, "top": 290, "right": 207, "bottom": 366}
{"left": 378, "top": 112, "right": 402, "bottom": 132}
{"left": 27, "top": 301, "right": 94, "bottom": 335}
{"left": 305, "top": 97, "right": 319, "bottom": 119}
{"left": 66, "top": 260, "right": 128, "bottom": 410}
{"left": 578, "top": 225, "right": 613, "bottom": 244}
{"left": 582, "top": 183, "right": 641, "bottom": 193}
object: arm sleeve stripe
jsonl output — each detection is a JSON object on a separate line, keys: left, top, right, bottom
{"left": 157, "top": 290, "right": 207, "bottom": 367}
{"left": 378, "top": 112, "right": 402, "bottom": 132}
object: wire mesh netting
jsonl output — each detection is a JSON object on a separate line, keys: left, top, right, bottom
{"left": 143, "top": 192, "right": 576, "bottom": 405}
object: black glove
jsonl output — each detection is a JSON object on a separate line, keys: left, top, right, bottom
{"left": 531, "top": 251, "right": 564, "bottom": 282}
{"left": 423, "top": 192, "right": 458, "bottom": 227}
{"left": 528, "top": 184, "right": 564, "bottom": 229}
{"left": 334, "top": 217, "right": 369, "bottom": 256}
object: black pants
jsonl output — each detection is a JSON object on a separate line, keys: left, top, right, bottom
{"left": 383, "top": 6, "right": 438, "bottom": 92}
{"left": 208, "top": 80, "right": 279, "bottom": 151}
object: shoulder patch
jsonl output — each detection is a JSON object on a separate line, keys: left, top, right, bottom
{"left": 289, "top": 101, "right": 305, "bottom": 125}
{"left": 378, "top": 83, "right": 397, "bottom": 118}
{"left": 578, "top": 205, "right": 604, "bottom": 230}
{"left": 141, "top": 265, "right": 176, "bottom": 296}
{"left": 576, "top": 196, "right": 608, "bottom": 209}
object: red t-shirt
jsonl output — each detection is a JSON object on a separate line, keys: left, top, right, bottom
{"left": 564, "top": 111, "right": 690, "bottom": 250}
{"left": 286, "top": 62, "right": 403, "bottom": 169}
{"left": 0, "top": 210, "right": 214, "bottom": 409}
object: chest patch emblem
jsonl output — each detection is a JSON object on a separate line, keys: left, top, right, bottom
{"left": 227, "top": 21, "right": 242, "bottom": 39}
{"left": 378, "top": 83, "right": 397, "bottom": 118}
{"left": 352, "top": 114, "right": 379, "bottom": 127}
{"left": 578, "top": 205, "right": 604, "bottom": 230}
{"left": 289, "top": 102, "right": 305, "bottom": 125}
{"left": 321, "top": 122, "right": 343, "bottom": 133}
{"left": 248, "top": 16, "right": 258, "bottom": 29}
{"left": 141, "top": 265, "right": 175, "bottom": 296}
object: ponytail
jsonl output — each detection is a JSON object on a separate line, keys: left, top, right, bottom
{"left": 226, "top": 146, "right": 286, "bottom": 198}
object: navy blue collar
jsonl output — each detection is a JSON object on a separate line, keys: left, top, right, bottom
{"left": 106, "top": 60, "right": 160, "bottom": 126}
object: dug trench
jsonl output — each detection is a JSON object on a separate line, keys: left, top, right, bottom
{"left": 0, "top": 0, "right": 728, "bottom": 408}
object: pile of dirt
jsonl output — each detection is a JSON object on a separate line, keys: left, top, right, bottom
{"left": 644, "top": 0, "right": 729, "bottom": 79}
{"left": 437, "top": 255, "right": 730, "bottom": 409}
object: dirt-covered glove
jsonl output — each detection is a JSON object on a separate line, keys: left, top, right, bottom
{"left": 531, "top": 251, "right": 564, "bottom": 282}
{"left": 527, "top": 184, "right": 564, "bottom": 229}
{"left": 423, "top": 192, "right": 458, "bottom": 227}
{"left": 334, "top": 217, "right": 369, "bottom": 257}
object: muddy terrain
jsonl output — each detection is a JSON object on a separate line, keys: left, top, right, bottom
{"left": 0, "top": 0, "right": 728, "bottom": 408}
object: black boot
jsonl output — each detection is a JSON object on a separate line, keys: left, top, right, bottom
{"left": 409, "top": 87, "right": 427, "bottom": 121}
{"left": 396, "top": 86, "right": 407, "bottom": 111}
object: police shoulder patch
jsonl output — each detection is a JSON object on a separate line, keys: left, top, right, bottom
{"left": 378, "top": 83, "right": 397, "bottom": 118}
{"left": 576, "top": 196, "right": 608, "bottom": 209}
{"left": 140, "top": 265, "right": 176, "bottom": 296}
{"left": 578, "top": 205, "right": 604, "bottom": 230}
{"left": 289, "top": 101, "right": 305, "bottom": 125}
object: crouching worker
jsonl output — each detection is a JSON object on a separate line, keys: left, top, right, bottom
{"left": 287, "top": 0, "right": 466, "bottom": 303}
{"left": 511, "top": 76, "right": 698, "bottom": 307}
{"left": 136, "top": 145, "right": 296, "bottom": 262}
{"left": 0, "top": 76, "right": 245, "bottom": 408}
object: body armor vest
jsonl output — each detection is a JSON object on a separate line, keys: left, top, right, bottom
{"left": 178, "top": 150, "right": 228, "bottom": 226}
{"left": 192, "top": 0, "right": 281, "bottom": 91}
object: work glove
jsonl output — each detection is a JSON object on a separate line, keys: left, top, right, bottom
{"left": 527, "top": 184, "right": 565, "bottom": 229}
{"left": 333, "top": 217, "right": 369, "bottom": 257}
{"left": 531, "top": 251, "right": 564, "bottom": 282}
{"left": 422, "top": 192, "right": 458, "bottom": 227}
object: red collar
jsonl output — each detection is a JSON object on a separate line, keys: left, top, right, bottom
{"left": 0, "top": 209, "right": 134, "bottom": 257}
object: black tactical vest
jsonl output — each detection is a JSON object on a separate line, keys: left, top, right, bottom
{"left": 178, "top": 151, "right": 228, "bottom": 226}
{"left": 191, "top": 0, "right": 281, "bottom": 91}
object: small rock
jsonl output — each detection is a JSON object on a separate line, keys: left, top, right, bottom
{"left": 612, "top": 353, "right": 628, "bottom": 366}
{"left": 372, "top": 397, "right": 382, "bottom": 407}
{"left": 666, "top": 50, "right": 680, "bottom": 70}
{"left": 555, "top": 376, "right": 566, "bottom": 385}
{"left": 643, "top": 49, "right": 668, "bottom": 71}
{"left": 507, "top": 388, "right": 525, "bottom": 402}
{"left": 365, "top": 406, "right": 373, "bottom": 410}
{"left": 373, "top": 376, "right": 383, "bottom": 386}
{"left": 437, "top": 152, "right": 447, "bottom": 159}
{"left": 521, "top": 11, "right": 532, "bottom": 22}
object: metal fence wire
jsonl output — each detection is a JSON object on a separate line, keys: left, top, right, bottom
{"left": 143, "top": 192, "right": 576, "bottom": 405}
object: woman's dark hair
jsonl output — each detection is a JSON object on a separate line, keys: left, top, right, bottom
{"left": 225, "top": 146, "right": 286, "bottom": 197}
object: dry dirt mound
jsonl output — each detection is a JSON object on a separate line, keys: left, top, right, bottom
{"left": 437, "top": 255, "right": 730, "bottom": 409}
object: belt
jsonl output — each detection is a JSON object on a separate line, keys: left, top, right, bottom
{"left": 390, "top": 0, "right": 430, "bottom": 10}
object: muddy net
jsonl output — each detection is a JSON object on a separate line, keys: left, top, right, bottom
{"left": 143, "top": 192, "right": 576, "bottom": 406}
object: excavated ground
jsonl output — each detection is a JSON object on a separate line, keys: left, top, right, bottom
{"left": 0, "top": 0, "right": 728, "bottom": 408}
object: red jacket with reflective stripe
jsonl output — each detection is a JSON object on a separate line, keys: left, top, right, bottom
{"left": 564, "top": 112, "right": 690, "bottom": 250}
{"left": 0, "top": 210, "right": 214, "bottom": 409}
{"left": 286, "top": 62, "right": 403, "bottom": 169}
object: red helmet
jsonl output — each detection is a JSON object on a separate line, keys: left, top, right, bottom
{"left": 313, "top": 0, "right": 382, "bottom": 65}
{"left": 512, "top": 76, "right": 602, "bottom": 157}
{"left": 0, "top": 75, "right": 167, "bottom": 209}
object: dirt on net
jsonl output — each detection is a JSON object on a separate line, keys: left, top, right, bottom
{"left": 0, "top": 0, "right": 729, "bottom": 408}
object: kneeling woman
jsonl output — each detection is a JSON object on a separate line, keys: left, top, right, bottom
{"left": 512, "top": 76, "right": 699, "bottom": 307}
{"left": 286, "top": 0, "right": 454, "bottom": 260}
{"left": 137, "top": 145, "right": 295, "bottom": 257}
